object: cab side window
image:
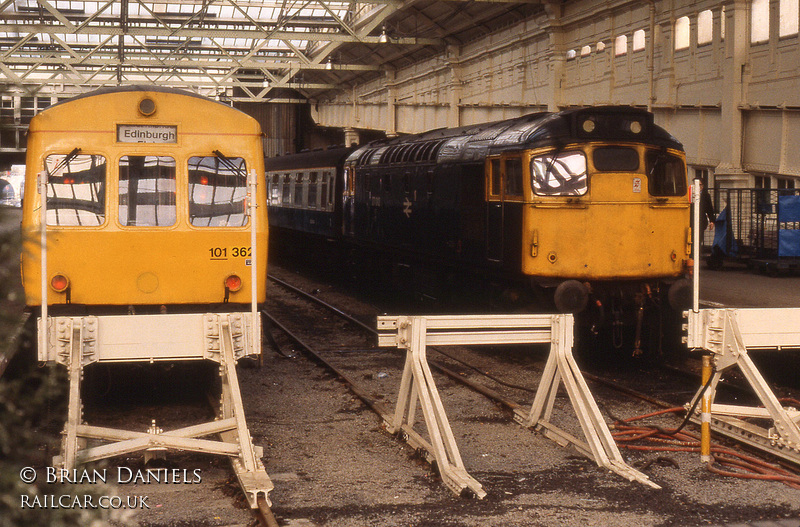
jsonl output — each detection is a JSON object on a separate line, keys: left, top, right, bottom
{"left": 504, "top": 157, "right": 523, "bottom": 199}
{"left": 489, "top": 158, "right": 502, "bottom": 199}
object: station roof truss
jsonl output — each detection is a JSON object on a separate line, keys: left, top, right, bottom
{"left": 0, "top": 0, "right": 545, "bottom": 103}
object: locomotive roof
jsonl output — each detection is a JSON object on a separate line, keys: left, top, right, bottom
{"left": 347, "top": 106, "right": 683, "bottom": 167}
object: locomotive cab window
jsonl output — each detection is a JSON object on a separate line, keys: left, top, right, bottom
{"left": 531, "top": 150, "right": 588, "bottom": 196}
{"left": 188, "top": 155, "right": 248, "bottom": 227}
{"left": 504, "top": 157, "right": 523, "bottom": 199}
{"left": 488, "top": 158, "right": 501, "bottom": 199}
{"left": 44, "top": 153, "right": 107, "bottom": 226}
{"left": 645, "top": 150, "right": 687, "bottom": 196}
{"left": 119, "top": 155, "right": 176, "bottom": 227}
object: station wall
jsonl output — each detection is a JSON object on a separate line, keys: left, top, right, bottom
{"left": 313, "top": 0, "right": 800, "bottom": 190}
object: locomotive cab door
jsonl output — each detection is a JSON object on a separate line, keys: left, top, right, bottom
{"left": 486, "top": 158, "right": 503, "bottom": 262}
{"left": 486, "top": 156, "right": 523, "bottom": 265}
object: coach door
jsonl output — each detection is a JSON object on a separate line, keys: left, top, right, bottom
{"left": 486, "top": 157, "right": 504, "bottom": 262}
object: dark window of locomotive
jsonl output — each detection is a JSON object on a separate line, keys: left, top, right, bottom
{"left": 489, "top": 159, "right": 501, "bottom": 197}
{"left": 308, "top": 172, "right": 318, "bottom": 209}
{"left": 119, "top": 155, "right": 176, "bottom": 227}
{"left": 504, "top": 158, "right": 523, "bottom": 198}
{"left": 645, "top": 151, "right": 687, "bottom": 196}
{"left": 188, "top": 156, "right": 248, "bottom": 227}
{"left": 45, "top": 154, "right": 107, "bottom": 226}
{"left": 328, "top": 172, "right": 336, "bottom": 209}
{"left": 593, "top": 147, "right": 639, "bottom": 171}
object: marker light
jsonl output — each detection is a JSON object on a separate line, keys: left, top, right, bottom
{"left": 138, "top": 97, "right": 156, "bottom": 116}
{"left": 224, "top": 274, "right": 242, "bottom": 292}
{"left": 50, "top": 274, "right": 69, "bottom": 292}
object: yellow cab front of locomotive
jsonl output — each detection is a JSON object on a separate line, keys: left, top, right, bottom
{"left": 520, "top": 142, "right": 691, "bottom": 283}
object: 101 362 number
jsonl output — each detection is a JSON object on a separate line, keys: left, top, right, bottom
{"left": 209, "top": 246, "right": 252, "bottom": 259}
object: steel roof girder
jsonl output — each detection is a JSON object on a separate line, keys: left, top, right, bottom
{"left": 0, "top": 23, "right": 442, "bottom": 45}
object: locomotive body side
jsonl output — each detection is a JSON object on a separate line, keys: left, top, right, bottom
{"left": 265, "top": 106, "right": 692, "bottom": 335}
{"left": 21, "top": 87, "right": 268, "bottom": 310}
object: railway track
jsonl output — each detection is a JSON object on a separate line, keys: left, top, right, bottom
{"left": 264, "top": 268, "right": 800, "bottom": 494}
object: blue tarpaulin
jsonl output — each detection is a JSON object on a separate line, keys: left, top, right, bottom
{"left": 778, "top": 196, "right": 800, "bottom": 257}
{"left": 712, "top": 206, "right": 738, "bottom": 257}
{"left": 778, "top": 195, "right": 800, "bottom": 223}
{"left": 779, "top": 230, "right": 800, "bottom": 257}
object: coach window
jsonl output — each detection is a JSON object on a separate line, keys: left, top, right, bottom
{"left": 320, "top": 171, "right": 331, "bottom": 211}
{"left": 119, "top": 155, "right": 176, "bottom": 227}
{"left": 504, "top": 157, "right": 523, "bottom": 199}
{"left": 45, "top": 153, "right": 107, "bottom": 226}
{"left": 269, "top": 175, "right": 281, "bottom": 205}
{"left": 293, "top": 172, "right": 305, "bottom": 207}
{"left": 308, "top": 172, "right": 318, "bottom": 209}
{"left": 531, "top": 151, "right": 588, "bottom": 196}
{"left": 645, "top": 150, "right": 687, "bottom": 196}
{"left": 187, "top": 156, "right": 247, "bottom": 227}
{"left": 282, "top": 173, "right": 292, "bottom": 206}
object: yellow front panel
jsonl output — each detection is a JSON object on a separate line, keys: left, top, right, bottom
{"left": 22, "top": 229, "right": 267, "bottom": 306}
{"left": 21, "top": 89, "right": 268, "bottom": 307}
{"left": 522, "top": 173, "right": 689, "bottom": 280}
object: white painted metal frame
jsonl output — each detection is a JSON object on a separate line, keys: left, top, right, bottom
{"left": 44, "top": 312, "right": 273, "bottom": 507}
{"left": 36, "top": 167, "right": 272, "bottom": 508}
{"left": 512, "top": 315, "right": 659, "bottom": 489}
{"left": 685, "top": 307, "right": 800, "bottom": 465}
{"left": 377, "top": 313, "right": 658, "bottom": 498}
{"left": 687, "top": 176, "right": 800, "bottom": 465}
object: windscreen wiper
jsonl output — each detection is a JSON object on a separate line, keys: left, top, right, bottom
{"left": 46, "top": 147, "right": 82, "bottom": 177}
{"left": 212, "top": 149, "right": 247, "bottom": 180}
